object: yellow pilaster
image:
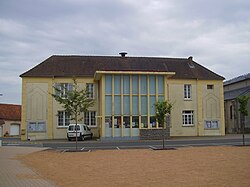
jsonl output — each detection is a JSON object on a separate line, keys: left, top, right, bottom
{"left": 130, "top": 75, "right": 133, "bottom": 136}
{"left": 121, "top": 75, "right": 124, "bottom": 137}
{"left": 220, "top": 81, "right": 226, "bottom": 135}
{"left": 47, "top": 79, "right": 53, "bottom": 139}
{"left": 112, "top": 75, "right": 114, "bottom": 137}
{"left": 138, "top": 75, "right": 141, "bottom": 129}
{"left": 156, "top": 75, "right": 159, "bottom": 128}
{"left": 101, "top": 76, "right": 106, "bottom": 137}
{"left": 147, "top": 75, "right": 150, "bottom": 128}
{"left": 21, "top": 78, "right": 27, "bottom": 140}
{"left": 196, "top": 80, "right": 203, "bottom": 136}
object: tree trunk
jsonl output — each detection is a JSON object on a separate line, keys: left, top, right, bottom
{"left": 162, "top": 126, "right": 165, "bottom": 149}
{"left": 242, "top": 115, "right": 245, "bottom": 146}
{"left": 75, "top": 114, "right": 78, "bottom": 150}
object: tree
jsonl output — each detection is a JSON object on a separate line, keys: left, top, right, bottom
{"left": 52, "top": 78, "right": 95, "bottom": 150}
{"left": 155, "top": 100, "right": 173, "bottom": 149}
{"left": 237, "top": 95, "right": 249, "bottom": 146}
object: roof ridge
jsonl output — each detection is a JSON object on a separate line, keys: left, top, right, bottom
{"left": 224, "top": 73, "right": 250, "bottom": 85}
{"left": 51, "top": 54, "right": 189, "bottom": 60}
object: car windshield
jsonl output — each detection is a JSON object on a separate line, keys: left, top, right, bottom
{"left": 68, "top": 125, "right": 80, "bottom": 131}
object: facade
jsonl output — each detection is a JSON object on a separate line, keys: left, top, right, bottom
{"left": 20, "top": 54, "right": 225, "bottom": 140}
{"left": 0, "top": 104, "right": 21, "bottom": 137}
{"left": 224, "top": 73, "right": 250, "bottom": 133}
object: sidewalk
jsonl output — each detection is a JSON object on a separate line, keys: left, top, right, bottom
{"left": 0, "top": 146, "right": 57, "bottom": 187}
{"left": 1, "top": 134, "right": 249, "bottom": 145}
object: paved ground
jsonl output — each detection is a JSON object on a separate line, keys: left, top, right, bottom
{"left": 1, "top": 134, "right": 249, "bottom": 151}
{"left": 0, "top": 135, "right": 249, "bottom": 186}
{"left": 0, "top": 146, "right": 57, "bottom": 187}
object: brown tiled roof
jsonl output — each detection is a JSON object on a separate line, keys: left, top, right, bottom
{"left": 20, "top": 55, "right": 224, "bottom": 80}
{"left": 0, "top": 104, "right": 21, "bottom": 121}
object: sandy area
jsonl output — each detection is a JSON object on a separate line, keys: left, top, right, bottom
{"left": 19, "top": 146, "right": 250, "bottom": 187}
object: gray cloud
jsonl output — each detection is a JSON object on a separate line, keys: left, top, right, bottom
{"left": 0, "top": 0, "right": 250, "bottom": 104}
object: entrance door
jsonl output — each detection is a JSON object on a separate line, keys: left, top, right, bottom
{"left": 10, "top": 124, "right": 20, "bottom": 136}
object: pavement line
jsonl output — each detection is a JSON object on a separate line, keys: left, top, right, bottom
{"left": 149, "top": 145, "right": 157, "bottom": 149}
{"left": 59, "top": 147, "right": 73, "bottom": 149}
{"left": 116, "top": 147, "right": 120, "bottom": 150}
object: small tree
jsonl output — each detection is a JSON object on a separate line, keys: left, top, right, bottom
{"left": 155, "top": 100, "right": 173, "bottom": 149}
{"left": 237, "top": 95, "right": 249, "bottom": 146}
{"left": 52, "top": 78, "right": 95, "bottom": 150}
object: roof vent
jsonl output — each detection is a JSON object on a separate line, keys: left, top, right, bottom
{"left": 119, "top": 52, "right": 127, "bottom": 57}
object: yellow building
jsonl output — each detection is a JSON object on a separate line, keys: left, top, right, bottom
{"left": 20, "top": 53, "right": 225, "bottom": 140}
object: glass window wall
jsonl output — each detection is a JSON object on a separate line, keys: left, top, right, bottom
{"left": 104, "top": 74, "right": 165, "bottom": 137}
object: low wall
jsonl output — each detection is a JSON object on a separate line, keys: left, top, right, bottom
{"left": 139, "top": 129, "right": 170, "bottom": 140}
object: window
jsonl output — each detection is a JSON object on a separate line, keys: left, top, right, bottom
{"left": 184, "top": 84, "right": 191, "bottom": 99}
{"left": 123, "top": 116, "right": 130, "bottom": 128}
{"left": 87, "top": 83, "right": 94, "bottom": 98}
{"left": 55, "top": 83, "right": 73, "bottom": 98}
{"left": 84, "top": 111, "right": 96, "bottom": 127}
{"left": 182, "top": 111, "right": 194, "bottom": 126}
{"left": 204, "top": 120, "right": 219, "bottom": 129}
{"left": 207, "top": 85, "right": 214, "bottom": 89}
{"left": 105, "top": 75, "right": 112, "bottom": 94}
{"left": 230, "top": 105, "right": 233, "bottom": 119}
{"left": 58, "top": 111, "right": 70, "bottom": 127}
{"left": 150, "top": 116, "right": 156, "bottom": 128}
{"left": 28, "top": 122, "right": 46, "bottom": 132}
{"left": 141, "top": 116, "right": 148, "bottom": 128}
{"left": 132, "top": 116, "right": 139, "bottom": 128}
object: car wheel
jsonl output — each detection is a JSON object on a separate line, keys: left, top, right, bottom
{"left": 68, "top": 137, "right": 71, "bottom": 141}
{"left": 90, "top": 133, "right": 93, "bottom": 139}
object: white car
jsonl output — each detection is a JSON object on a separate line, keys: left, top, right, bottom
{"left": 67, "top": 124, "right": 93, "bottom": 141}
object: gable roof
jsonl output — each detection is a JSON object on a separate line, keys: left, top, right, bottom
{"left": 0, "top": 104, "right": 21, "bottom": 121}
{"left": 224, "top": 73, "right": 250, "bottom": 86}
{"left": 224, "top": 86, "right": 250, "bottom": 100}
{"left": 20, "top": 55, "right": 224, "bottom": 80}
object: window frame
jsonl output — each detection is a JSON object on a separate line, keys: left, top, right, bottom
{"left": 84, "top": 111, "right": 97, "bottom": 127}
{"left": 184, "top": 84, "right": 192, "bottom": 100}
{"left": 207, "top": 84, "right": 214, "bottom": 90}
{"left": 182, "top": 110, "right": 194, "bottom": 126}
{"left": 57, "top": 111, "right": 70, "bottom": 127}
{"left": 55, "top": 83, "right": 73, "bottom": 98}
{"left": 86, "top": 83, "right": 95, "bottom": 99}
{"left": 204, "top": 120, "right": 219, "bottom": 129}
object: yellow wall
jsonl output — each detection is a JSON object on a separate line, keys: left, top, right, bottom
{"left": 21, "top": 77, "right": 99, "bottom": 140}
{"left": 167, "top": 79, "right": 225, "bottom": 136}
{"left": 21, "top": 76, "right": 225, "bottom": 140}
{"left": 21, "top": 78, "right": 51, "bottom": 140}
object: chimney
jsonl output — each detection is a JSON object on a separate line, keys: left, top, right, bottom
{"left": 119, "top": 52, "right": 127, "bottom": 57}
{"left": 188, "top": 56, "right": 195, "bottom": 68}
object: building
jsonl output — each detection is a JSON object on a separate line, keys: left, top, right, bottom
{"left": 224, "top": 73, "right": 250, "bottom": 133}
{"left": 20, "top": 53, "right": 225, "bottom": 140}
{"left": 0, "top": 103, "right": 21, "bottom": 137}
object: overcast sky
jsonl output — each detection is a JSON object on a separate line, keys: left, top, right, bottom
{"left": 0, "top": 0, "right": 250, "bottom": 104}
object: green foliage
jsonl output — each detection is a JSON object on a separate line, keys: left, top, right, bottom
{"left": 237, "top": 95, "right": 249, "bottom": 117}
{"left": 155, "top": 100, "right": 173, "bottom": 127}
{"left": 52, "top": 78, "right": 95, "bottom": 123}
